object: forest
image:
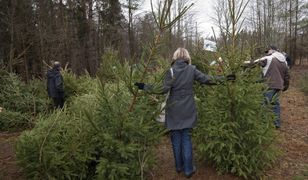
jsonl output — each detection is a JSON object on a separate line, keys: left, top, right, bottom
{"left": 0, "top": 0, "right": 308, "bottom": 179}
{"left": 0, "top": 0, "right": 307, "bottom": 78}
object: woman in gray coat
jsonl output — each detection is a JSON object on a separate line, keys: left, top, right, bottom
{"left": 135, "top": 48, "right": 235, "bottom": 178}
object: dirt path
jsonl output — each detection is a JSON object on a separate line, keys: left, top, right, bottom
{"left": 149, "top": 136, "right": 240, "bottom": 180}
{"left": 0, "top": 132, "right": 23, "bottom": 180}
{"left": 0, "top": 66, "right": 307, "bottom": 180}
{"left": 264, "top": 66, "right": 308, "bottom": 179}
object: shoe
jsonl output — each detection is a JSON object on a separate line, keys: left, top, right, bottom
{"left": 185, "top": 166, "right": 196, "bottom": 178}
{"left": 176, "top": 168, "right": 182, "bottom": 174}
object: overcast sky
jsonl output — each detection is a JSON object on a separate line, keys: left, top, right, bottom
{"left": 139, "top": 0, "right": 217, "bottom": 38}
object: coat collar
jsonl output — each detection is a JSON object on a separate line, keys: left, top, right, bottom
{"left": 173, "top": 59, "right": 189, "bottom": 67}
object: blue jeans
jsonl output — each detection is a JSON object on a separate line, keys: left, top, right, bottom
{"left": 170, "top": 128, "right": 194, "bottom": 176}
{"left": 264, "top": 89, "right": 281, "bottom": 128}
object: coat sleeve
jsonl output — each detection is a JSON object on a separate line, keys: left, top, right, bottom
{"left": 256, "top": 59, "right": 267, "bottom": 67}
{"left": 283, "top": 68, "right": 290, "bottom": 91}
{"left": 254, "top": 57, "right": 268, "bottom": 67}
{"left": 143, "top": 69, "right": 172, "bottom": 94}
{"left": 46, "top": 74, "right": 50, "bottom": 96}
{"left": 55, "top": 74, "right": 64, "bottom": 93}
{"left": 193, "top": 67, "right": 218, "bottom": 85}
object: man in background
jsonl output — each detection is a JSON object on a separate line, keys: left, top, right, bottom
{"left": 282, "top": 51, "right": 293, "bottom": 69}
{"left": 256, "top": 45, "right": 290, "bottom": 128}
{"left": 47, "top": 61, "right": 65, "bottom": 109}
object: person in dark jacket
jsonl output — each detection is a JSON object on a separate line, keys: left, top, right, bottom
{"left": 47, "top": 61, "right": 65, "bottom": 108}
{"left": 255, "top": 45, "right": 290, "bottom": 128}
{"left": 282, "top": 51, "right": 293, "bottom": 69}
{"left": 135, "top": 48, "right": 235, "bottom": 178}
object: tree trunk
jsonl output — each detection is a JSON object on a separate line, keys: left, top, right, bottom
{"left": 289, "top": 0, "right": 292, "bottom": 57}
{"left": 257, "top": 0, "right": 262, "bottom": 49}
{"left": 9, "top": 0, "right": 16, "bottom": 73}
{"left": 128, "top": 0, "right": 135, "bottom": 59}
{"left": 263, "top": 0, "right": 267, "bottom": 45}
{"left": 294, "top": 0, "right": 298, "bottom": 63}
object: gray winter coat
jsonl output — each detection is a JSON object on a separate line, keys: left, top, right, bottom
{"left": 161, "top": 59, "right": 214, "bottom": 130}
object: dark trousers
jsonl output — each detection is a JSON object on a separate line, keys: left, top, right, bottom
{"left": 170, "top": 128, "right": 194, "bottom": 176}
{"left": 53, "top": 97, "right": 64, "bottom": 109}
{"left": 264, "top": 89, "right": 281, "bottom": 128}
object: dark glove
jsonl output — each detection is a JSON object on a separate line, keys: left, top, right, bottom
{"left": 134, "top": 82, "right": 145, "bottom": 90}
{"left": 241, "top": 63, "right": 256, "bottom": 70}
{"left": 206, "top": 81, "right": 218, "bottom": 85}
{"left": 255, "top": 79, "right": 265, "bottom": 83}
{"left": 226, "top": 74, "right": 236, "bottom": 81}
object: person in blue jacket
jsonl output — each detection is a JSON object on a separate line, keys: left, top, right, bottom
{"left": 47, "top": 61, "right": 65, "bottom": 109}
{"left": 135, "top": 48, "right": 235, "bottom": 178}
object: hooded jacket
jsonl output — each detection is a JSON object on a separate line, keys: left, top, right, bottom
{"left": 160, "top": 59, "right": 214, "bottom": 130}
{"left": 47, "top": 68, "right": 64, "bottom": 98}
{"left": 258, "top": 51, "right": 290, "bottom": 90}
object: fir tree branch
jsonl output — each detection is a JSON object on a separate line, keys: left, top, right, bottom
{"left": 128, "top": 1, "right": 193, "bottom": 112}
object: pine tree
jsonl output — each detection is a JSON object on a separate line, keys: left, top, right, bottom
{"left": 193, "top": 0, "right": 279, "bottom": 179}
{"left": 16, "top": 1, "right": 194, "bottom": 179}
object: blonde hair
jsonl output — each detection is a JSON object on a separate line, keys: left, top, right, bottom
{"left": 172, "top": 48, "right": 191, "bottom": 64}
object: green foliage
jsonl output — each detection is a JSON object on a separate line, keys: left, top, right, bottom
{"left": 300, "top": 73, "right": 308, "bottom": 95}
{"left": 0, "top": 70, "right": 50, "bottom": 131}
{"left": 191, "top": 47, "right": 216, "bottom": 73}
{"left": 93, "top": 50, "right": 166, "bottom": 179}
{"left": 193, "top": 55, "right": 279, "bottom": 179}
{"left": 16, "top": 94, "right": 100, "bottom": 179}
{"left": 93, "top": 83, "right": 164, "bottom": 179}
{"left": 192, "top": 1, "right": 279, "bottom": 177}
{"left": 0, "top": 70, "right": 48, "bottom": 114}
{"left": 16, "top": 50, "right": 166, "bottom": 179}
{"left": 16, "top": 2, "right": 191, "bottom": 178}
{"left": 24, "top": 79, "right": 51, "bottom": 114}
{"left": 62, "top": 70, "right": 99, "bottom": 103}
{"left": 0, "top": 110, "right": 31, "bottom": 131}
{"left": 97, "top": 50, "right": 122, "bottom": 84}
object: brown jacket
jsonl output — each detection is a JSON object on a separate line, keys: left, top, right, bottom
{"left": 259, "top": 52, "right": 290, "bottom": 90}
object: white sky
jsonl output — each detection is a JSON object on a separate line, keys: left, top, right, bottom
{"left": 139, "top": 0, "right": 217, "bottom": 38}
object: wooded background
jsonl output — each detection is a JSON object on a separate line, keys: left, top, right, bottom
{"left": 0, "top": 0, "right": 307, "bottom": 81}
